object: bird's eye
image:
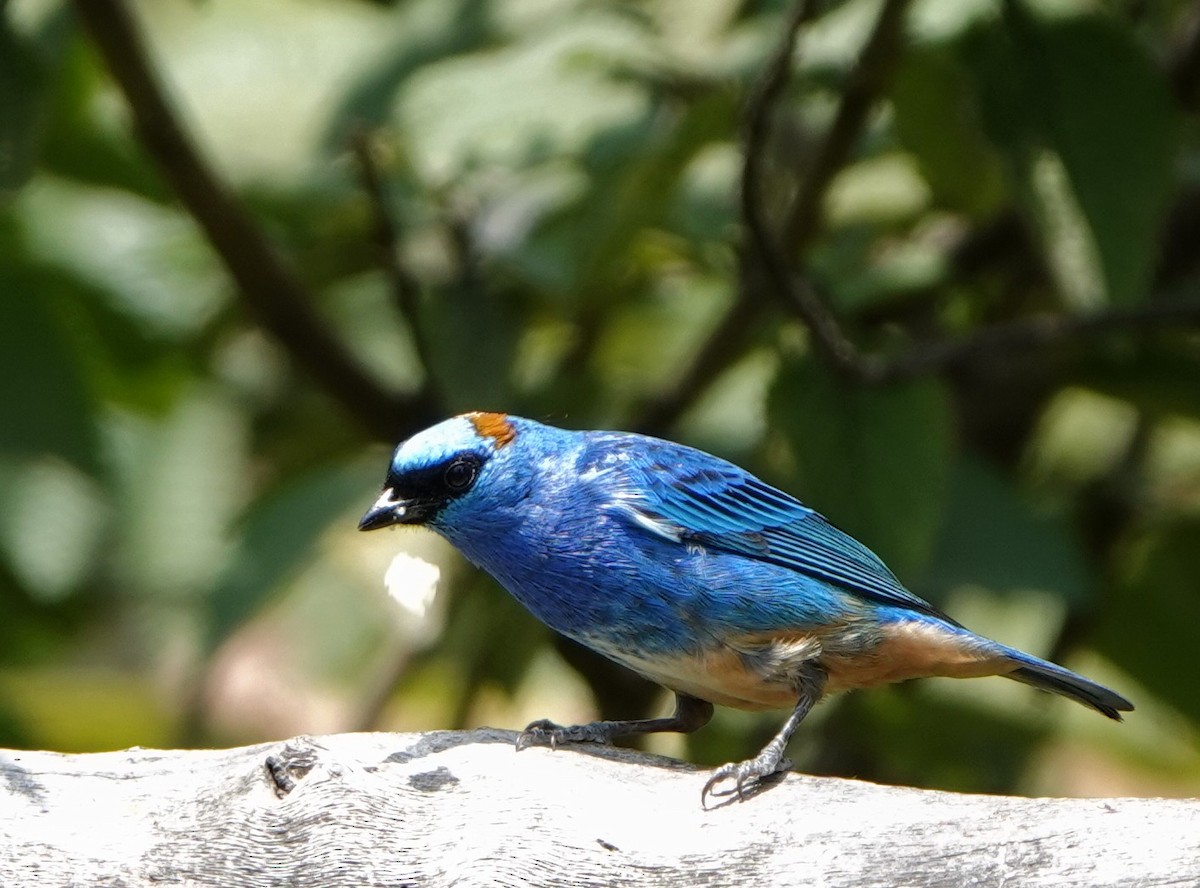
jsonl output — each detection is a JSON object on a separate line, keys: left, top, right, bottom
{"left": 443, "top": 457, "right": 478, "bottom": 493}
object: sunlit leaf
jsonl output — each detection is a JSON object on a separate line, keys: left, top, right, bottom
{"left": 17, "top": 177, "right": 226, "bottom": 337}
{"left": 323, "top": 0, "right": 496, "bottom": 150}
{"left": 824, "top": 154, "right": 932, "bottom": 227}
{"left": 394, "top": 12, "right": 649, "bottom": 185}
{"left": 0, "top": 457, "right": 106, "bottom": 603}
{"left": 0, "top": 273, "right": 98, "bottom": 471}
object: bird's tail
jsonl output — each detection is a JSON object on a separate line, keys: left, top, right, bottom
{"left": 1001, "top": 648, "right": 1133, "bottom": 721}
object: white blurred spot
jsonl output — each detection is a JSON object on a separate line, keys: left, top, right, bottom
{"left": 384, "top": 552, "right": 441, "bottom": 629}
{"left": 0, "top": 457, "right": 107, "bottom": 602}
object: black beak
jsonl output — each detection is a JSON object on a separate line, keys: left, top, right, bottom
{"left": 358, "top": 488, "right": 413, "bottom": 531}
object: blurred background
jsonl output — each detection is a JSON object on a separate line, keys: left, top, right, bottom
{"left": 1, "top": 0, "right": 1198, "bottom": 799}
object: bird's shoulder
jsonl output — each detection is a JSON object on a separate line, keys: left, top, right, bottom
{"left": 575, "top": 431, "right": 810, "bottom": 527}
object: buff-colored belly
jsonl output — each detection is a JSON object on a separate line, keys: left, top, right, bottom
{"left": 586, "top": 620, "right": 1016, "bottom": 711}
{"left": 612, "top": 646, "right": 804, "bottom": 711}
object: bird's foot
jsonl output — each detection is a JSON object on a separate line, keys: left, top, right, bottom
{"left": 701, "top": 752, "right": 793, "bottom": 806}
{"left": 515, "top": 718, "right": 619, "bottom": 752}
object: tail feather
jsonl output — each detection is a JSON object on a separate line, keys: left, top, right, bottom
{"left": 1003, "top": 650, "right": 1134, "bottom": 721}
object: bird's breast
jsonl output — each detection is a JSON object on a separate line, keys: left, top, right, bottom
{"left": 452, "top": 503, "right": 707, "bottom": 644}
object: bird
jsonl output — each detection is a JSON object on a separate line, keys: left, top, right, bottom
{"left": 359, "top": 411, "right": 1133, "bottom": 802}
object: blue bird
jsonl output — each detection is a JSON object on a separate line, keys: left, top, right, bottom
{"left": 359, "top": 412, "right": 1133, "bottom": 802}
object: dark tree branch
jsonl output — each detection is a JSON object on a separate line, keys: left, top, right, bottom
{"left": 740, "top": 0, "right": 820, "bottom": 236}
{"left": 780, "top": 0, "right": 913, "bottom": 252}
{"left": 645, "top": 0, "right": 1200, "bottom": 419}
{"left": 349, "top": 130, "right": 441, "bottom": 412}
{"left": 72, "top": 0, "right": 429, "bottom": 442}
{"left": 742, "top": 223, "right": 877, "bottom": 378}
{"left": 633, "top": 0, "right": 819, "bottom": 432}
{"left": 737, "top": 0, "right": 876, "bottom": 378}
{"left": 635, "top": 0, "right": 913, "bottom": 429}
{"left": 739, "top": 0, "right": 866, "bottom": 375}
{"left": 767, "top": 0, "right": 1200, "bottom": 382}
{"left": 873, "top": 298, "right": 1200, "bottom": 382}
{"left": 747, "top": 0, "right": 909, "bottom": 381}
{"left": 752, "top": 0, "right": 913, "bottom": 377}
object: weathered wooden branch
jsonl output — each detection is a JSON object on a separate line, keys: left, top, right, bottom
{"left": 0, "top": 730, "right": 1194, "bottom": 887}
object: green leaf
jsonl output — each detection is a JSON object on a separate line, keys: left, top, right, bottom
{"left": 1096, "top": 521, "right": 1200, "bottom": 723}
{"left": 0, "top": 276, "right": 98, "bottom": 471}
{"left": 0, "top": 4, "right": 73, "bottom": 199}
{"left": 17, "top": 177, "right": 226, "bottom": 338}
{"left": 966, "top": 3, "right": 1177, "bottom": 305}
{"left": 393, "top": 12, "right": 647, "bottom": 186}
{"left": 767, "top": 361, "right": 953, "bottom": 577}
{"left": 204, "top": 460, "right": 382, "bottom": 651}
{"left": 891, "top": 44, "right": 1007, "bottom": 217}
{"left": 422, "top": 280, "right": 521, "bottom": 414}
{"left": 916, "top": 457, "right": 1090, "bottom": 607}
{"left": 0, "top": 13, "right": 44, "bottom": 197}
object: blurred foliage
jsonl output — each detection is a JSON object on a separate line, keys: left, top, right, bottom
{"left": 1, "top": 0, "right": 1199, "bottom": 799}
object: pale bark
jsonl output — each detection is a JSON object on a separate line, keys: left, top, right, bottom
{"left": 0, "top": 729, "right": 1195, "bottom": 887}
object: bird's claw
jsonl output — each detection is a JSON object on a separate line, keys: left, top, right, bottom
{"left": 701, "top": 755, "right": 792, "bottom": 806}
{"left": 516, "top": 718, "right": 619, "bottom": 751}
{"left": 515, "top": 718, "right": 567, "bottom": 751}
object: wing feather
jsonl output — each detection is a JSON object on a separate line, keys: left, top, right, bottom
{"left": 592, "top": 434, "right": 951, "bottom": 621}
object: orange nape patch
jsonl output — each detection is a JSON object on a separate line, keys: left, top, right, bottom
{"left": 465, "top": 411, "right": 517, "bottom": 448}
{"left": 822, "top": 621, "right": 1016, "bottom": 693}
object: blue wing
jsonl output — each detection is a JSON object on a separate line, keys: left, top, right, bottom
{"left": 590, "top": 433, "right": 952, "bottom": 621}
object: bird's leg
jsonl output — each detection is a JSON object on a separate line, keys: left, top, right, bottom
{"left": 701, "top": 678, "right": 824, "bottom": 805}
{"left": 516, "top": 692, "right": 714, "bottom": 751}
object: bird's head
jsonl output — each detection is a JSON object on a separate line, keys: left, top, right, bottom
{"left": 358, "top": 411, "right": 527, "bottom": 533}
